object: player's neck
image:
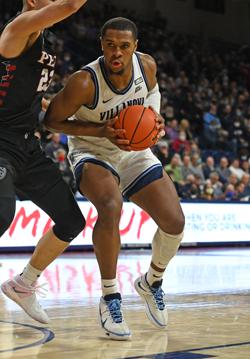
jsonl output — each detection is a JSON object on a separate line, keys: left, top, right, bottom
{"left": 106, "top": 64, "right": 133, "bottom": 91}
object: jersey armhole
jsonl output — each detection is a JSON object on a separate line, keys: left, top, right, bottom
{"left": 82, "top": 67, "right": 99, "bottom": 109}
{"left": 135, "top": 52, "right": 150, "bottom": 92}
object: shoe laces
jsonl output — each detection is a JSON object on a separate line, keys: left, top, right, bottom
{"left": 13, "top": 279, "right": 48, "bottom": 298}
{"left": 151, "top": 286, "right": 165, "bottom": 311}
{"left": 107, "top": 299, "right": 123, "bottom": 323}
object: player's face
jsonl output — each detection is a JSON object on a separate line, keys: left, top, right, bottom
{"left": 101, "top": 29, "right": 138, "bottom": 75}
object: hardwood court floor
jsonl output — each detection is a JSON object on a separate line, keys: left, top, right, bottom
{"left": 0, "top": 248, "right": 249, "bottom": 358}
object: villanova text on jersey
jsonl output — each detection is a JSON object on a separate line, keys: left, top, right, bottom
{"left": 100, "top": 97, "right": 145, "bottom": 121}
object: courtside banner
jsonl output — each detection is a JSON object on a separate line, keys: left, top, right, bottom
{"left": 0, "top": 201, "right": 249, "bottom": 248}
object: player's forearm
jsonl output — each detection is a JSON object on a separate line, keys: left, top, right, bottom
{"left": 45, "top": 117, "right": 105, "bottom": 137}
{"left": 145, "top": 84, "right": 161, "bottom": 113}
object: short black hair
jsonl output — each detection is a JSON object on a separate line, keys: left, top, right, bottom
{"left": 101, "top": 17, "right": 138, "bottom": 40}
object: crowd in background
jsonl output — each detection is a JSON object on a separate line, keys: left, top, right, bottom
{"left": 1, "top": 1, "right": 249, "bottom": 201}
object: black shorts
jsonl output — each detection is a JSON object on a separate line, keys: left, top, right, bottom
{"left": 0, "top": 130, "right": 63, "bottom": 199}
{"left": 0, "top": 128, "right": 79, "bottom": 207}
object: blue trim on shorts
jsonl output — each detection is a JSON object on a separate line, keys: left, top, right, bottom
{"left": 123, "top": 164, "right": 163, "bottom": 200}
{"left": 74, "top": 158, "right": 120, "bottom": 194}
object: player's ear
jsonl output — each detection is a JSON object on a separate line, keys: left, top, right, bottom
{"left": 100, "top": 37, "right": 104, "bottom": 52}
{"left": 134, "top": 40, "right": 138, "bottom": 52}
{"left": 26, "top": 0, "right": 36, "bottom": 10}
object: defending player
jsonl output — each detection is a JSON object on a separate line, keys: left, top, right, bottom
{"left": 44, "top": 18, "right": 185, "bottom": 340}
{"left": 0, "top": 0, "right": 89, "bottom": 323}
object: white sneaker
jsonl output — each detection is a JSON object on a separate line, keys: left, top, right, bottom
{"left": 134, "top": 275, "right": 168, "bottom": 329}
{"left": 99, "top": 293, "right": 131, "bottom": 340}
{"left": 1, "top": 275, "right": 49, "bottom": 324}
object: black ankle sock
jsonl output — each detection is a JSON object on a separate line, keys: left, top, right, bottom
{"left": 104, "top": 293, "right": 121, "bottom": 301}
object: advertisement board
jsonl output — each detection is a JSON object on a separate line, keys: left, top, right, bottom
{"left": 0, "top": 201, "right": 249, "bottom": 249}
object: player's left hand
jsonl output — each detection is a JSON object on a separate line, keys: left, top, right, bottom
{"left": 149, "top": 106, "right": 165, "bottom": 141}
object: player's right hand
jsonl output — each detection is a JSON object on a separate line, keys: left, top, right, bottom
{"left": 101, "top": 118, "right": 132, "bottom": 151}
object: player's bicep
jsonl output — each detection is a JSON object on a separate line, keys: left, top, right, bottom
{"left": 140, "top": 53, "right": 158, "bottom": 91}
{"left": 44, "top": 71, "right": 92, "bottom": 126}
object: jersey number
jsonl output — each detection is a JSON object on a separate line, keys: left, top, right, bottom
{"left": 37, "top": 68, "right": 54, "bottom": 92}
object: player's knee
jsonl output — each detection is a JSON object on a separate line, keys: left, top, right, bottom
{"left": 96, "top": 196, "right": 123, "bottom": 220}
{"left": 53, "top": 210, "right": 86, "bottom": 243}
{"left": 159, "top": 210, "right": 185, "bottom": 235}
{"left": 0, "top": 198, "right": 16, "bottom": 237}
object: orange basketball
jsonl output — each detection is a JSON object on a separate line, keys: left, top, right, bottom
{"left": 114, "top": 105, "right": 158, "bottom": 151}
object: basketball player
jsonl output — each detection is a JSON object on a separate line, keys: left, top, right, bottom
{"left": 0, "top": 0, "right": 88, "bottom": 324}
{"left": 44, "top": 18, "right": 185, "bottom": 340}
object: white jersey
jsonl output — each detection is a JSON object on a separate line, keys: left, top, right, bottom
{"left": 67, "top": 52, "right": 162, "bottom": 198}
{"left": 68, "top": 52, "right": 150, "bottom": 154}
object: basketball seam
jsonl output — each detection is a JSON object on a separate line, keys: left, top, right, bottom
{"left": 121, "top": 107, "right": 130, "bottom": 131}
{"left": 130, "top": 107, "right": 146, "bottom": 144}
{"left": 131, "top": 124, "right": 157, "bottom": 144}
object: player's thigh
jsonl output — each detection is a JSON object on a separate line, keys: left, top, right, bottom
{"left": 0, "top": 163, "right": 16, "bottom": 234}
{"left": 79, "top": 162, "right": 123, "bottom": 214}
{"left": 16, "top": 154, "right": 83, "bottom": 223}
{"left": 130, "top": 171, "right": 185, "bottom": 233}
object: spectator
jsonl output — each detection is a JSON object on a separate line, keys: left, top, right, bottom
{"left": 164, "top": 154, "right": 183, "bottom": 183}
{"left": 152, "top": 140, "right": 170, "bottom": 166}
{"left": 180, "top": 155, "right": 193, "bottom": 181}
{"left": 202, "top": 102, "right": 222, "bottom": 149}
{"left": 202, "top": 156, "right": 215, "bottom": 179}
{"left": 229, "top": 159, "right": 246, "bottom": 180}
{"left": 209, "top": 172, "right": 223, "bottom": 199}
{"left": 216, "top": 157, "right": 231, "bottom": 184}
{"left": 171, "top": 131, "right": 191, "bottom": 155}
{"left": 190, "top": 154, "right": 205, "bottom": 181}
{"left": 44, "top": 133, "right": 65, "bottom": 161}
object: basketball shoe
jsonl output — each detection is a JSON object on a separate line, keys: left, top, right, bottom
{"left": 134, "top": 274, "right": 168, "bottom": 329}
{"left": 1, "top": 275, "right": 49, "bottom": 324}
{"left": 99, "top": 293, "right": 131, "bottom": 340}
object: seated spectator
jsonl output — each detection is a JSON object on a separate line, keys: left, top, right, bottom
{"left": 209, "top": 172, "right": 223, "bottom": 199}
{"left": 201, "top": 182, "right": 214, "bottom": 201}
{"left": 227, "top": 173, "right": 239, "bottom": 187}
{"left": 171, "top": 131, "right": 191, "bottom": 155}
{"left": 190, "top": 153, "right": 205, "bottom": 181}
{"left": 223, "top": 184, "right": 237, "bottom": 201}
{"left": 179, "top": 174, "right": 201, "bottom": 199}
{"left": 152, "top": 140, "right": 170, "bottom": 166}
{"left": 216, "top": 156, "right": 231, "bottom": 184}
{"left": 240, "top": 174, "right": 250, "bottom": 199}
{"left": 202, "top": 102, "right": 222, "bottom": 149}
{"left": 235, "top": 182, "right": 248, "bottom": 201}
{"left": 165, "top": 118, "right": 179, "bottom": 143}
{"left": 202, "top": 156, "right": 215, "bottom": 179}
{"left": 164, "top": 153, "right": 183, "bottom": 184}
{"left": 180, "top": 155, "right": 193, "bottom": 180}
{"left": 54, "top": 148, "right": 75, "bottom": 191}
{"left": 241, "top": 159, "right": 250, "bottom": 174}
{"left": 229, "top": 159, "right": 246, "bottom": 180}
{"left": 179, "top": 118, "right": 193, "bottom": 141}
{"left": 44, "top": 133, "right": 65, "bottom": 161}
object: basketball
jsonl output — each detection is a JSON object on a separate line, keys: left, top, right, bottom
{"left": 114, "top": 105, "right": 158, "bottom": 151}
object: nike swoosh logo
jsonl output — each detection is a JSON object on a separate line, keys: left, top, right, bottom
{"left": 137, "top": 281, "right": 147, "bottom": 292}
{"left": 13, "top": 287, "right": 29, "bottom": 294}
{"left": 102, "top": 98, "right": 113, "bottom": 103}
{"left": 103, "top": 284, "right": 115, "bottom": 288}
{"left": 100, "top": 316, "right": 107, "bottom": 328}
